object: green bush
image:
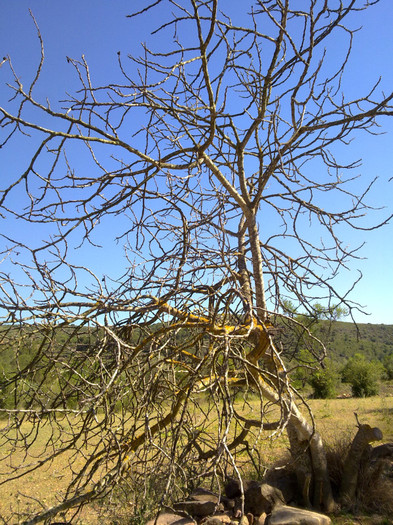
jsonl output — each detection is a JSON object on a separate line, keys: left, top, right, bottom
{"left": 341, "top": 354, "right": 382, "bottom": 397}
{"left": 383, "top": 354, "right": 393, "bottom": 380}
{"left": 309, "top": 362, "right": 340, "bottom": 399}
{"left": 290, "top": 348, "right": 318, "bottom": 390}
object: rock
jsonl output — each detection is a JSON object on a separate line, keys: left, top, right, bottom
{"left": 173, "top": 488, "right": 225, "bottom": 518}
{"left": 266, "top": 505, "right": 331, "bottom": 525}
{"left": 200, "top": 513, "right": 232, "bottom": 525}
{"left": 224, "top": 498, "right": 236, "bottom": 510}
{"left": 255, "top": 513, "right": 267, "bottom": 525}
{"left": 381, "top": 458, "right": 393, "bottom": 477}
{"left": 190, "top": 488, "right": 221, "bottom": 502}
{"left": 225, "top": 478, "right": 259, "bottom": 499}
{"left": 263, "top": 469, "right": 298, "bottom": 504}
{"left": 173, "top": 500, "right": 224, "bottom": 517}
{"left": 239, "top": 515, "right": 249, "bottom": 525}
{"left": 244, "top": 483, "right": 285, "bottom": 516}
{"left": 246, "top": 512, "right": 254, "bottom": 525}
{"left": 146, "top": 512, "right": 196, "bottom": 525}
{"left": 370, "top": 442, "right": 393, "bottom": 461}
{"left": 225, "top": 478, "right": 285, "bottom": 516}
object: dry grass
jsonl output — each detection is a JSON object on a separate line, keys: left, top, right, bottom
{"left": 308, "top": 394, "right": 393, "bottom": 443}
{"left": 0, "top": 419, "right": 104, "bottom": 524}
{"left": 0, "top": 389, "right": 392, "bottom": 524}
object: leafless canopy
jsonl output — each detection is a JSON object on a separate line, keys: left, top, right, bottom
{"left": 0, "top": 1, "right": 392, "bottom": 523}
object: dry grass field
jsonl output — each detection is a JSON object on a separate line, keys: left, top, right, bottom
{"left": 0, "top": 387, "right": 392, "bottom": 524}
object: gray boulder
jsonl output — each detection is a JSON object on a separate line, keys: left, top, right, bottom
{"left": 370, "top": 442, "right": 393, "bottom": 461}
{"left": 200, "top": 513, "right": 233, "bottom": 525}
{"left": 146, "top": 512, "right": 196, "bottom": 525}
{"left": 255, "top": 512, "right": 267, "bottom": 525}
{"left": 267, "top": 505, "right": 331, "bottom": 525}
{"left": 190, "top": 488, "right": 221, "bottom": 501}
{"left": 174, "top": 489, "right": 224, "bottom": 517}
{"left": 264, "top": 468, "right": 298, "bottom": 504}
{"left": 173, "top": 500, "right": 224, "bottom": 517}
{"left": 225, "top": 478, "right": 260, "bottom": 499}
{"left": 244, "top": 483, "right": 285, "bottom": 516}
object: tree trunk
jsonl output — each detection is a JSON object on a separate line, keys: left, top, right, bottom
{"left": 245, "top": 211, "right": 335, "bottom": 511}
{"left": 286, "top": 407, "right": 336, "bottom": 512}
{"left": 245, "top": 213, "right": 268, "bottom": 320}
{"left": 248, "top": 363, "right": 336, "bottom": 512}
{"left": 340, "top": 423, "right": 383, "bottom": 506}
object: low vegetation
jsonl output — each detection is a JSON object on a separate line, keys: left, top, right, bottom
{"left": 1, "top": 321, "right": 392, "bottom": 411}
{"left": 1, "top": 319, "right": 392, "bottom": 525}
{"left": 0, "top": 387, "right": 392, "bottom": 524}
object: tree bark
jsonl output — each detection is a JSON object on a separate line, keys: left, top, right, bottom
{"left": 340, "top": 423, "right": 383, "bottom": 506}
{"left": 286, "top": 408, "right": 336, "bottom": 512}
{"left": 246, "top": 360, "right": 336, "bottom": 512}
{"left": 246, "top": 213, "right": 268, "bottom": 321}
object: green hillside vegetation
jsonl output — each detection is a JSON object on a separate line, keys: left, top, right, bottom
{"left": 0, "top": 320, "right": 392, "bottom": 411}
{"left": 318, "top": 321, "right": 393, "bottom": 362}
{"left": 278, "top": 319, "right": 393, "bottom": 398}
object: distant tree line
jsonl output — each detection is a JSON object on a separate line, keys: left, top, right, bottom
{"left": 277, "top": 303, "right": 393, "bottom": 399}
{"left": 1, "top": 317, "right": 391, "bottom": 410}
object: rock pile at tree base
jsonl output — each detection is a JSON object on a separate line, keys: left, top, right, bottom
{"left": 146, "top": 484, "right": 331, "bottom": 525}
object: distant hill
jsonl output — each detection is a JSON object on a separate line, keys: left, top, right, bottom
{"left": 312, "top": 321, "right": 393, "bottom": 363}
{"left": 0, "top": 320, "right": 391, "bottom": 374}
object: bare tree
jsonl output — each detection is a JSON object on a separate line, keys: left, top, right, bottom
{"left": 0, "top": 1, "right": 392, "bottom": 522}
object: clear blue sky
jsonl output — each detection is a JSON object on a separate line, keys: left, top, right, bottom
{"left": 1, "top": 1, "right": 393, "bottom": 324}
